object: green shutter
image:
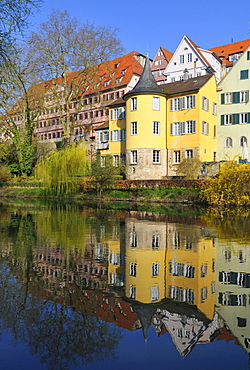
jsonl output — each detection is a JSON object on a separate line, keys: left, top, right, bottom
{"left": 233, "top": 114, "right": 240, "bottom": 124}
{"left": 248, "top": 113, "right": 250, "bottom": 123}
{"left": 221, "top": 93, "right": 225, "bottom": 104}
{"left": 240, "top": 70, "right": 249, "bottom": 79}
{"left": 221, "top": 115, "right": 225, "bottom": 125}
{"left": 247, "top": 51, "right": 250, "bottom": 60}
{"left": 232, "top": 91, "right": 240, "bottom": 103}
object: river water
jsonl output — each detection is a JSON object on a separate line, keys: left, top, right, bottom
{"left": 0, "top": 200, "right": 249, "bottom": 369}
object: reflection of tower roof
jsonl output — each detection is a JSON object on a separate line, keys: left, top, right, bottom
{"left": 123, "top": 56, "right": 166, "bottom": 99}
{"left": 131, "top": 303, "right": 157, "bottom": 340}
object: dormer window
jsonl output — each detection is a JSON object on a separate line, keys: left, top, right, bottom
{"left": 104, "top": 80, "right": 110, "bottom": 88}
{"left": 116, "top": 77, "right": 122, "bottom": 85}
{"left": 121, "top": 69, "right": 127, "bottom": 75}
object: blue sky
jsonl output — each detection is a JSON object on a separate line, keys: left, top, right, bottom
{"left": 26, "top": 0, "right": 250, "bottom": 58}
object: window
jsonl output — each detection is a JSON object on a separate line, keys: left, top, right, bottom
{"left": 116, "top": 77, "right": 122, "bottom": 85}
{"left": 170, "top": 121, "right": 196, "bottom": 135}
{"left": 174, "top": 151, "right": 180, "bottom": 164}
{"left": 110, "top": 107, "right": 125, "bottom": 120}
{"left": 225, "top": 92, "right": 232, "bottom": 104}
{"left": 240, "top": 70, "right": 249, "bottom": 79}
{"left": 113, "top": 155, "right": 119, "bottom": 167}
{"left": 104, "top": 80, "right": 110, "bottom": 87}
{"left": 240, "top": 90, "right": 249, "bottom": 103}
{"left": 150, "top": 286, "right": 159, "bottom": 302}
{"left": 152, "top": 234, "right": 160, "bottom": 249}
{"left": 129, "top": 231, "right": 137, "bottom": 247}
{"left": 170, "top": 95, "right": 196, "bottom": 111}
{"left": 101, "top": 156, "right": 106, "bottom": 167}
{"left": 239, "top": 136, "right": 247, "bottom": 147}
{"left": 240, "top": 113, "right": 249, "bottom": 124}
{"left": 153, "top": 150, "right": 160, "bottom": 164}
{"left": 186, "top": 53, "right": 192, "bottom": 63}
{"left": 155, "top": 60, "right": 163, "bottom": 66}
{"left": 171, "top": 77, "right": 175, "bottom": 82}
{"left": 202, "top": 96, "right": 209, "bottom": 111}
{"left": 186, "top": 149, "right": 193, "bottom": 158}
{"left": 247, "top": 51, "right": 250, "bottom": 60}
{"left": 180, "top": 55, "right": 184, "bottom": 64}
{"left": 202, "top": 121, "right": 209, "bottom": 135}
{"left": 131, "top": 121, "right": 137, "bottom": 135}
{"left": 224, "top": 114, "right": 233, "bottom": 125}
{"left": 130, "top": 262, "right": 137, "bottom": 277}
{"left": 110, "top": 129, "right": 126, "bottom": 141}
{"left": 153, "top": 121, "right": 160, "bottom": 135}
{"left": 152, "top": 96, "right": 160, "bottom": 110}
{"left": 129, "top": 285, "right": 136, "bottom": 299}
{"left": 225, "top": 137, "right": 233, "bottom": 147}
{"left": 212, "top": 102, "right": 217, "bottom": 115}
{"left": 131, "top": 150, "right": 137, "bottom": 164}
{"left": 152, "top": 263, "right": 159, "bottom": 277}
{"left": 130, "top": 97, "right": 137, "bottom": 111}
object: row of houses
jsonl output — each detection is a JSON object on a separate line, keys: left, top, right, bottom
{"left": 6, "top": 36, "right": 250, "bottom": 179}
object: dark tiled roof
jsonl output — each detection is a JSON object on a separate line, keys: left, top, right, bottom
{"left": 107, "top": 97, "right": 126, "bottom": 108}
{"left": 123, "top": 56, "right": 166, "bottom": 99}
{"left": 161, "top": 74, "right": 213, "bottom": 96}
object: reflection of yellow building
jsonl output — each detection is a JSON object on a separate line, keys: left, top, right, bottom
{"left": 215, "top": 239, "right": 250, "bottom": 355}
{"left": 166, "top": 223, "right": 216, "bottom": 320}
{"left": 125, "top": 218, "right": 167, "bottom": 303}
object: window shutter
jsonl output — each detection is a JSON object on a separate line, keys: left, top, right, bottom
{"left": 246, "top": 91, "right": 249, "bottom": 103}
{"left": 202, "top": 121, "right": 205, "bottom": 134}
{"left": 193, "top": 120, "right": 196, "bottom": 133}
{"left": 170, "top": 99, "right": 173, "bottom": 111}
{"left": 170, "top": 123, "right": 173, "bottom": 135}
{"left": 192, "top": 95, "right": 196, "bottom": 108}
{"left": 221, "top": 115, "right": 225, "bottom": 125}
{"left": 247, "top": 51, "right": 250, "bottom": 60}
{"left": 221, "top": 93, "right": 225, "bottom": 104}
{"left": 232, "top": 114, "right": 240, "bottom": 124}
{"left": 232, "top": 92, "right": 240, "bottom": 103}
{"left": 248, "top": 113, "right": 250, "bottom": 123}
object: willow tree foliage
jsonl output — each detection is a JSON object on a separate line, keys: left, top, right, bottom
{"left": 35, "top": 143, "right": 88, "bottom": 195}
{"left": 26, "top": 9, "right": 125, "bottom": 143}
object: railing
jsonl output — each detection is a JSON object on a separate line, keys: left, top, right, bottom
{"left": 96, "top": 142, "right": 109, "bottom": 150}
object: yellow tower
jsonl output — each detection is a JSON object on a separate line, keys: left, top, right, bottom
{"left": 123, "top": 57, "right": 167, "bottom": 180}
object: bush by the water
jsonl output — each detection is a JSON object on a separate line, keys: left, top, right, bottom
{"left": 203, "top": 161, "right": 250, "bottom": 206}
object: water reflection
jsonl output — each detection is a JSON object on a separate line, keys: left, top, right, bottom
{"left": 0, "top": 203, "right": 249, "bottom": 368}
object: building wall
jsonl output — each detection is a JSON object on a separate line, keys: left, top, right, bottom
{"left": 166, "top": 76, "right": 217, "bottom": 176}
{"left": 125, "top": 94, "right": 167, "bottom": 180}
{"left": 217, "top": 46, "right": 250, "bottom": 162}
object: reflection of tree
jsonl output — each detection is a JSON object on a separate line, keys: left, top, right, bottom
{"left": 0, "top": 207, "right": 123, "bottom": 369}
{"left": 203, "top": 208, "right": 250, "bottom": 240}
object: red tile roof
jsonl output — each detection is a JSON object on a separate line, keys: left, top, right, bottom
{"left": 209, "top": 39, "right": 250, "bottom": 64}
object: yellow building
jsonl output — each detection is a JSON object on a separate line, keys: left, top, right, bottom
{"left": 96, "top": 56, "right": 218, "bottom": 179}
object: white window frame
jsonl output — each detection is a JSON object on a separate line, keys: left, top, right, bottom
{"left": 202, "top": 121, "right": 209, "bottom": 135}
{"left": 225, "top": 92, "right": 232, "bottom": 104}
{"left": 152, "top": 96, "right": 160, "bottom": 110}
{"left": 152, "top": 263, "right": 159, "bottom": 277}
{"left": 224, "top": 137, "right": 233, "bottom": 147}
{"left": 131, "top": 121, "right": 137, "bottom": 135}
{"left": 153, "top": 150, "right": 160, "bottom": 164}
{"left": 113, "top": 155, "right": 119, "bottom": 167}
{"left": 240, "top": 113, "right": 248, "bottom": 124}
{"left": 153, "top": 121, "right": 160, "bottom": 135}
{"left": 150, "top": 286, "right": 159, "bottom": 302}
{"left": 174, "top": 151, "right": 180, "bottom": 164}
{"left": 202, "top": 96, "right": 209, "bottom": 111}
{"left": 131, "top": 150, "right": 137, "bottom": 164}
{"left": 186, "top": 149, "right": 193, "bottom": 158}
{"left": 180, "top": 55, "right": 184, "bottom": 64}
{"left": 130, "top": 97, "right": 137, "bottom": 111}
{"left": 187, "top": 53, "right": 192, "bottom": 63}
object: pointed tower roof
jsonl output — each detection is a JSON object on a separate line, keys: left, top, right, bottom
{"left": 123, "top": 56, "right": 166, "bottom": 100}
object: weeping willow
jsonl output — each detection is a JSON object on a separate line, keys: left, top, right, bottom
{"left": 35, "top": 143, "right": 88, "bottom": 196}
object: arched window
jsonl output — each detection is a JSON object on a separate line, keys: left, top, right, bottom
{"left": 225, "top": 137, "right": 233, "bottom": 147}
{"left": 239, "top": 136, "right": 247, "bottom": 147}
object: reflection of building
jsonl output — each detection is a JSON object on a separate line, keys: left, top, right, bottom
{"left": 215, "top": 238, "right": 250, "bottom": 355}
{"left": 125, "top": 218, "right": 167, "bottom": 303}
{"left": 166, "top": 223, "right": 216, "bottom": 320}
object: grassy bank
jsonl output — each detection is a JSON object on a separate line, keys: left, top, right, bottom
{"left": 0, "top": 184, "right": 201, "bottom": 204}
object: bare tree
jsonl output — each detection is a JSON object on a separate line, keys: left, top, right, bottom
{"left": 26, "top": 9, "right": 125, "bottom": 143}
{"left": 0, "top": 0, "right": 42, "bottom": 62}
